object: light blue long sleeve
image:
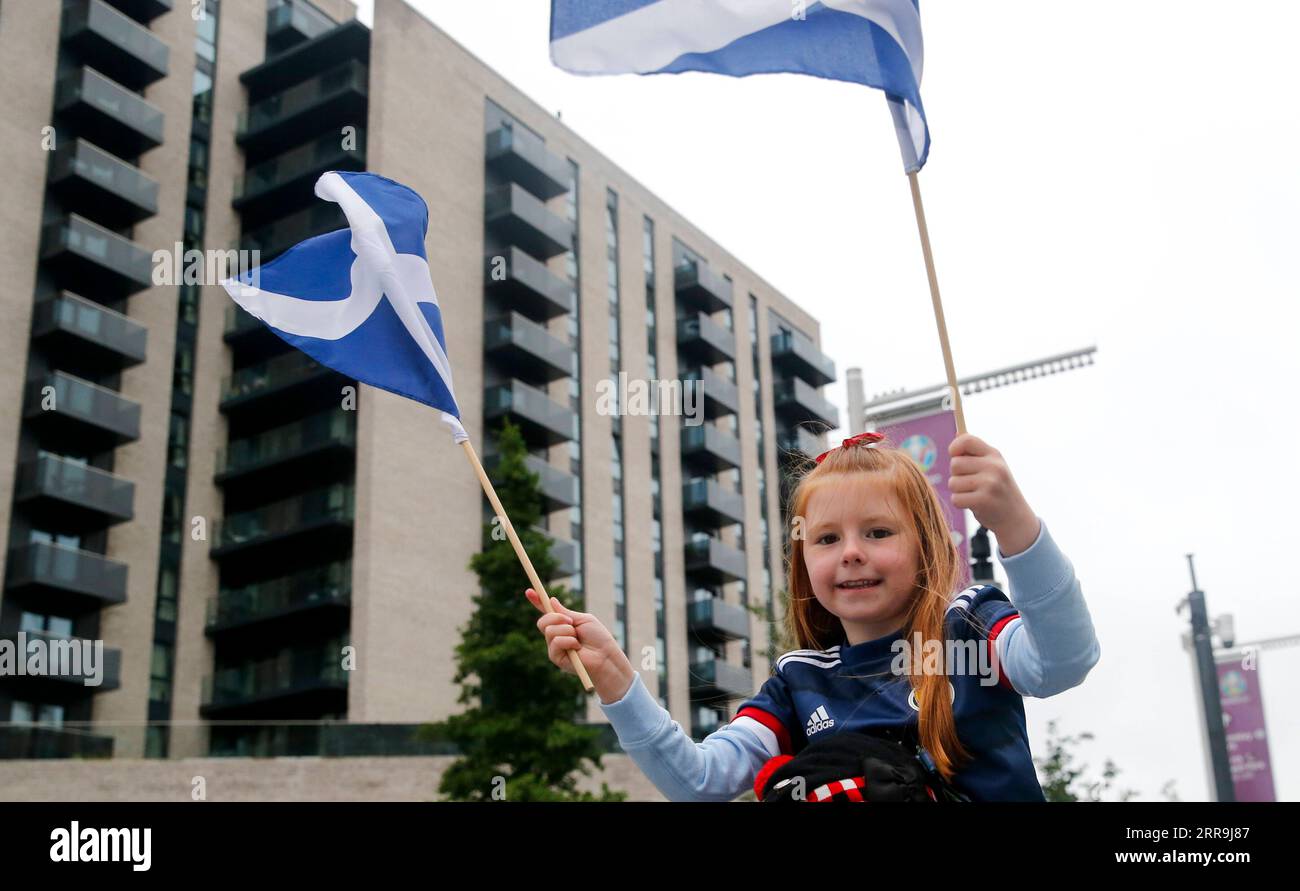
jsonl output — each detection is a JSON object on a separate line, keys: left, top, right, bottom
{"left": 995, "top": 517, "right": 1102, "bottom": 697}
{"left": 597, "top": 515, "right": 1099, "bottom": 801}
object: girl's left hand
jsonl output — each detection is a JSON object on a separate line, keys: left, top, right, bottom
{"left": 948, "top": 433, "right": 1041, "bottom": 557}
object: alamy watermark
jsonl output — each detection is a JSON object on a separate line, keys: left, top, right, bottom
{"left": 890, "top": 633, "right": 1003, "bottom": 687}
{"left": 0, "top": 633, "right": 105, "bottom": 687}
{"left": 593, "top": 371, "right": 703, "bottom": 425}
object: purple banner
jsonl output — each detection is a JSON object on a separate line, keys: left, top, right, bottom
{"left": 878, "top": 409, "right": 969, "bottom": 587}
{"left": 1215, "top": 658, "right": 1276, "bottom": 801}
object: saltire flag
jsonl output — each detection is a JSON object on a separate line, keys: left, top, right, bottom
{"left": 220, "top": 171, "right": 468, "bottom": 444}
{"left": 549, "top": 0, "right": 929, "bottom": 172}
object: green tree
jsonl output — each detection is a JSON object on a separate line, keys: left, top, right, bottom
{"left": 420, "top": 419, "right": 625, "bottom": 802}
{"left": 1035, "top": 720, "right": 1142, "bottom": 801}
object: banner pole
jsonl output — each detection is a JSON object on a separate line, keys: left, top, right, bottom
{"left": 459, "top": 439, "right": 596, "bottom": 693}
{"left": 907, "top": 169, "right": 968, "bottom": 436}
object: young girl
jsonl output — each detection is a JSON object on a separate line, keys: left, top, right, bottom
{"left": 526, "top": 431, "right": 1100, "bottom": 801}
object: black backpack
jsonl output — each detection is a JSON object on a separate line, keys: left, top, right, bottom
{"left": 755, "top": 728, "right": 972, "bottom": 802}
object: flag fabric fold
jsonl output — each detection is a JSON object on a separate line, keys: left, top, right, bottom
{"left": 550, "top": 0, "right": 929, "bottom": 172}
{"left": 220, "top": 170, "right": 468, "bottom": 444}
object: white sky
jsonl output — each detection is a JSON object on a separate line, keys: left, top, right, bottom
{"left": 355, "top": 0, "right": 1300, "bottom": 802}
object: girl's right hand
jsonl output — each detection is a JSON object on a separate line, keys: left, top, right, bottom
{"left": 525, "top": 588, "right": 634, "bottom": 703}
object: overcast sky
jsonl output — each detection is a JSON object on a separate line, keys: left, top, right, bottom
{"left": 355, "top": 0, "right": 1300, "bottom": 802}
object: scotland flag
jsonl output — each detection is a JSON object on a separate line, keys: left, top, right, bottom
{"left": 220, "top": 171, "right": 468, "bottom": 444}
{"left": 550, "top": 0, "right": 929, "bottom": 171}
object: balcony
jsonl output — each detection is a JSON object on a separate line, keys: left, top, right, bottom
{"left": 771, "top": 329, "right": 836, "bottom": 388}
{"left": 13, "top": 453, "right": 134, "bottom": 531}
{"left": 772, "top": 376, "right": 839, "bottom": 430}
{"left": 676, "top": 312, "right": 735, "bottom": 366}
{"left": 233, "top": 129, "right": 366, "bottom": 221}
{"left": 680, "top": 365, "right": 738, "bottom": 419}
{"left": 484, "top": 452, "right": 578, "bottom": 513}
{"left": 483, "top": 246, "right": 574, "bottom": 321}
{"left": 536, "top": 527, "right": 579, "bottom": 578}
{"left": 53, "top": 66, "right": 164, "bottom": 159}
{"left": 0, "top": 630, "right": 122, "bottom": 691}
{"left": 241, "top": 17, "right": 369, "bottom": 97}
{"left": 211, "top": 484, "right": 354, "bottom": 560}
{"left": 219, "top": 350, "right": 342, "bottom": 413}
{"left": 777, "top": 425, "right": 825, "bottom": 460}
{"left": 674, "top": 261, "right": 733, "bottom": 313}
{"left": 484, "top": 183, "right": 573, "bottom": 260}
{"left": 240, "top": 202, "right": 346, "bottom": 261}
{"left": 216, "top": 409, "right": 355, "bottom": 486}
{"left": 201, "top": 647, "right": 348, "bottom": 718}
{"left": 689, "top": 656, "right": 752, "bottom": 699}
{"left": 684, "top": 537, "right": 747, "bottom": 584}
{"left": 485, "top": 124, "right": 570, "bottom": 201}
{"left": 48, "top": 138, "right": 159, "bottom": 227}
{"left": 207, "top": 560, "right": 351, "bottom": 635}
{"left": 682, "top": 478, "right": 745, "bottom": 528}
{"left": 40, "top": 214, "right": 153, "bottom": 297}
{"left": 4, "top": 542, "right": 128, "bottom": 609}
{"left": 24, "top": 371, "right": 141, "bottom": 449}
{"left": 61, "top": 0, "right": 169, "bottom": 90}
{"left": 266, "top": 0, "right": 337, "bottom": 55}
{"left": 0, "top": 725, "right": 114, "bottom": 759}
{"left": 687, "top": 598, "right": 752, "bottom": 643}
{"left": 679, "top": 424, "right": 741, "bottom": 474}
{"left": 484, "top": 312, "right": 576, "bottom": 384}
{"left": 236, "top": 59, "right": 368, "bottom": 158}
{"left": 31, "top": 292, "right": 147, "bottom": 371}
{"left": 100, "top": 0, "right": 171, "bottom": 23}
{"left": 484, "top": 380, "right": 577, "bottom": 448}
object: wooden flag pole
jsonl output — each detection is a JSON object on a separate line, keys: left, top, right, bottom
{"left": 906, "top": 170, "right": 967, "bottom": 437}
{"left": 459, "top": 439, "right": 596, "bottom": 693}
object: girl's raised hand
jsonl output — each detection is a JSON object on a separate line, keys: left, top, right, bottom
{"left": 948, "top": 433, "right": 1041, "bottom": 557}
{"left": 524, "top": 588, "right": 634, "bottom": 703}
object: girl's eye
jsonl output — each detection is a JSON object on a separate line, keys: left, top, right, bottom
{"left": 816, "top": 533, "right": 836, "bottom": 545}
{"left": 869, "top": 529, "right": 892, "bottom": 539}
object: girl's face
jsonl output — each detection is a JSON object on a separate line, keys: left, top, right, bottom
{"left": 802, "top": 473, "right": 921, "bottom": 646}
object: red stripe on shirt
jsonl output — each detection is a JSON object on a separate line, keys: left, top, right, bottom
{"left": 733, "top": 706, "right": 793, "bottom": 755}
{"left": 988, "top": 613, "right": 1021, "bottom": 692}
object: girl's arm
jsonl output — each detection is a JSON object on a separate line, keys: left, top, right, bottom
{"left": 597, "top": 671, "right": 777, "bottom": 802}
{"left": 994, "top": 516, "right": 1101, "bottom": 697}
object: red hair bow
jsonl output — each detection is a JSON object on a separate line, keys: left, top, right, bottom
{"left": 814, "top": 431, "right": 885, "bottom": 465}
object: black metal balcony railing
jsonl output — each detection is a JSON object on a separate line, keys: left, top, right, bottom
{"left": 240, "top": 202, "right": 346, "bottom": 260}
{"left": 484, "top": 183, "right": 574, "bottom": 260}
{"left": 220, "top": 350, "right": 337, "bottom": 409}
{"left": 48, "top": 138, "right": 160, "bottom": 226}
{"left": 207, "top": 559, "right": 351, "bottom": 632}
{"left": 674, "top": 261, "right": 733, "bottom": 313}
{"left": 14, "top": 452, "right": 135, "bottom": 528}
{"left": 772, "top": 376, "right": 839, "bottom": 430}
{"left": 484, "top": 452, "right": 579, "bottom": 513}
{"left": 202, "top": 641, "right": 349, "bottom": 712}
{"left": 689, "top": 656, "right": 752, "bottom": 699}
{"left": 212, "top": 484, "right": 354, "bottom": 554}
{"left": 216, "top": 409, "right": 356, "bottom": 482}
{"left": 680, "top": 365, "right": 739, "bottom": 419}
{"left": 485, "top": 124, "right": 570, "bottom": 201}
{"left": 771, "top": 329, "right": 836, "bottom": 388}
{"left": 684, "top": 537, "right": 748, "bottom": 584}
{"left": 483, "top": 246, "right": 575, "bottom": 321}
{"left": 680, "top": 424, "right": 742, "bottom": 473}
{"left": 236, "top": 59, "right": 368, "bottom": 156}
{"left": 484, "top": 380, "right": 578, "bottom": 447}
{"left": 682, "top": 478, "right": 745, "bottom": 528}
{"left": 40, "top": 214, "right": 153, "bottom": 296}
{"left": 53, "top": 66, "right": 164, "bottom": 158}
{"left": 676, "top": 312, "right": 736, "bottom": 366}
{"left": 24, "top": 371, "right": 141, "bottom": 447}
{"left": 484, "top": 312, "right": 577, "bottom": 383}
{"left": 4, "top": 542, "right": 128, "bottom": 606}
{"left": 267, "top": 0, "right": 337, "bottom": 54}
{"left": 31, "top": 291, "right": 147, "bottom": 370}
{"left": 61, "top": 0, "right": 170, "bottom": 90}
{"left": 687, "top": 597, "right": 752, "bottom": 642}
{"left": 234, "top": 128, "right": 367, "bottom": 211}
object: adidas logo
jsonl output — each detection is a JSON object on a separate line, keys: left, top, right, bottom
{"left": 805, "top": 705, "right": 835, "bottom": 736}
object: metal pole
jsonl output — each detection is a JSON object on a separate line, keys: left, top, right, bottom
{"left": 1182, "top": 554, "right": 1235, "bottom": 801}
